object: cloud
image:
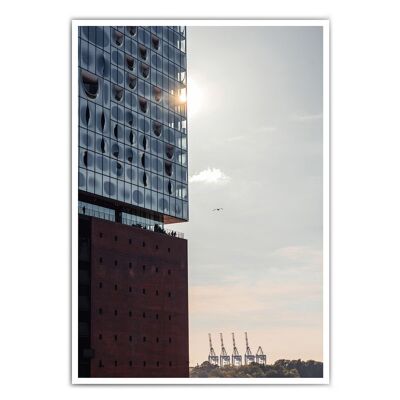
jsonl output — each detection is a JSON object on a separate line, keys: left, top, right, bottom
{"left": 189, "top": 168, "right": 231, "bottom": 184}
{"left": 291, "top": 113, "right": 323, "bottom": 122}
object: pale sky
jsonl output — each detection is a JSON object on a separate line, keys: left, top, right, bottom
{"left": 170, "top": 26, "right": 323, "bottom": 366}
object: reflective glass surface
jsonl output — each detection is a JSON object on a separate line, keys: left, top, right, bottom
{"left": 78, "top": 26, "right": 188, "bottom": 221}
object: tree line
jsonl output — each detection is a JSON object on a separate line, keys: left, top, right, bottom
{"left": 190, "top": 359, "right": 323, "bottom": 378}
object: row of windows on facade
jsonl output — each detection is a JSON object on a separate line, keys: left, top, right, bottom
{"left": 79, "top": 201, "right": 167, "bottom": 229}
{"left": 98, "top": 280, "right": 172, "bottom": 292}
{"left": 79, "top": 26, "right": 186, "bottom": 63}
{"left": 78, "top": 174, "right": 188, "bottom": 218}
{"left": 98, "top": 334, "right": 173, "bottom": 343}
{"left": 98, "top": 307, "right": 173, "bottom": 316}
{"left": 79, "top": 132, "right": 188, "bottom": 170}
{"left": 98, "top": 232, "right": 172, "bottom": 250}
{"left": 98, "top": 286, "right": 172, "bottom": 297}
{"left": 79, "top": 106, "right": 188, "bottom": 154}
{"left": 80, "top": 37, "right": 187, "bottom": 88}
{"left": 80, "top": 59, "right": 186, "bottom": 112}
{"left": 97, "top": 359, "right": 176, "bottom": 368}
{"left": 79, "top": 59, "right": 186, "bottom": 110}
{"left": 86, "top": 25, "right": 187, "bottom": 60}
{"left": 98, "top": 258, "right": 173, "bottom": 275}
{"left": 78, "top": 123, "right": 187, "bottom": 170}
{"left": 79, "top": 154, "right": 188, "bottom": 193}
{"left": 80, "top": 25, "right": 186, "bottom": 47}
{"left": 78, "top": 173, "right": 188, "bottom": 204}
{"left": 79, "top": 57, "right": 186, "bottom": 108}
{"left": 79, "top": 72, "right": 187, "bottom": 131}
{"left": 79, "top": 102, "right": 187, "bottom": 149}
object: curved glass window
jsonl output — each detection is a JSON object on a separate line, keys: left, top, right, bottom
{"left": 100, "top": 111, "right": 105, "bottom": 131}
{"left": 128, "top": 26, "right": 137, "bottom": 36}
{"left": 151, "top": 35, "right": 160, "bottom": 50}
{"left": 113, "top": 30, "right": 124, "bottom": 46}
{"left": 126, "top": 55, "right": 135, "bottom": 71}
{"left": 139, "top": 98, "right": 148, "bottom": 113}
{"left": 112, "top": 85, "right": 124, "bottom": 102}
{"left": 138, "top": 45, "right": 147, "bottom": 60}
{"left": 165, "top": 144, "right": 174, "bottom": 159}
{"left": 116, "top": 162, "right": 123, "bottom": 177}
{"left": 85, "top": 104, "right": 90, "bottom": 125}
{"left": 114, "top": 124, "right": 119, "bottom": 139}
{"left": 127, "top": 74, "right": 137, "bottom": 90}
{"left": 165, "top": 161, "right": 173, "bottom": 176}
{"left": 140, "top": 63, "right": 150, "bottom": 78}
{"left": 112, "top": 143, "right": 120, "bottom": 158}
{"left": 128, "top": 129, "right": 135, "bottom": 145}
{"left": 152, "top": 121, "right": 162, "bottom": 137}
{"left": 81, "top": 70, "right": 99, "bottom": 99}
{"left": 153, "top": 87, "right": 162, "bottom": 102}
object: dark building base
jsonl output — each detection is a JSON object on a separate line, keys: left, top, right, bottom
{"left": 78, "top": 215, "right": 189, "bottom": 378}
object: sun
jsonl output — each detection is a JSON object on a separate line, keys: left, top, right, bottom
{"left": 179, "top": 91, "right": 187, "bottom": 103}
{"left": 186, "top": 77, "right": 203, "bottom": 118}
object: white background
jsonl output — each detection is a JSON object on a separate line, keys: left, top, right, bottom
{"left": 0, "top": 0, "right": 399, "bottom": 398}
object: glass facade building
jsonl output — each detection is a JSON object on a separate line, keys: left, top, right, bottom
{"left": 78, "top": 26, "right": 188, "bottom": 224}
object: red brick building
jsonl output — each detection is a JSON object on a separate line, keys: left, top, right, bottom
{"left": 79, "top": 216, "right": 188, "bottom": 377}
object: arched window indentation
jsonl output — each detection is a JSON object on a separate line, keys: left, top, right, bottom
{"left": 103, "top": 180, "right": 116, "bottom": 196}
{"left": 126, "top": 55, "right": 135, "bottom": 71}
{"left": 83, "top": 151, "right": 88, "bottom": 167}
{"left": 140, "top": 63, "right": 150, "bottom": 79}
{"left": 128, "top": 74, "right": 137, "bottom": 90}
{"left": 81, "top": 70, "right": 99, "bottom": 99}
{"left": 165, "top": 162, "right": 173, "bottom": 177}
{"left": 113, "top": 30, "right": 124, "bottom": 46}
{"left": 168, "top": 181, "right": 172, "bottom": 195}
{"left": 112, "top": 143, "right": 120, "bottom": 158}
{"left": 165, "top": 145, "right": 174, "bottom": 160}
{"left": 114, "top": 124, "right": 120, "bottom": 139}
{"left": 85, "top": 104, "right": 90, "bottom": 125}
{"left": 126, "top": 148, "right": 133, "bottom": 163}
{"left": 132, "top": 190, "right": 144, "bottom": 205}
{"left": 128, "top": 26, "right": 137, "bottom": 36}
{"left": 142, "top": 136, "right": 147, "bottom": 150}
{"left": 100, "top": 112, "right": 105, "bottom": 132}
{"left": 141, "top": 153, "right": 145, "bottom": 168}
{"left": 139, "top": 98, "right": 148, "bottom": 114}
{"left": 143, "top": 172, "right": 148, "bottom": 187}
{"left": 153, "top": 87, "right": 162, "bottom": 102}
{"left": 153, "top": 121, "right": 162, "bottom": 137}
{"left": 116, "top": 162, "right": 123, "bottom": 177}
{"left": 101, "top": 138, "right": 105, "bottom": 153}
{"left": 112, "top": 85, "right": 124, "bottom": 102}
{"left": 139, "top": 45, "right": 147, "bottom": 60}
{"left": 125, "top": 110, "right": 134, "bottom": 126}
{"left": 129, "top": 130, "right": 135, "bottom": 145}
{"left": 151, "top": 35, "right": 160, "bottom": 50}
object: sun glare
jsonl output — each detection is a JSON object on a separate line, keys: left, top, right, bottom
{"left": 186, "top": 77, "right": 203, "bottom": 118}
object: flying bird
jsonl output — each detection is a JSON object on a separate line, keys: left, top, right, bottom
{"left": 212, "top": 208, "right": 223, "bottom": 211}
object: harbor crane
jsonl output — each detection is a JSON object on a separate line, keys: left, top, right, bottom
{"left": 244, "top": 332, "right": 256, "bottom": 365}
{"left": 231, "top": 332, "right": 242, "bottom": 366}
{"left": 219, "top": 333, "right": 231, "bottom": 367}
{"left": 208, "top": 333, "right": 219, "bottom": 365}
{"left": 256, "top": 346, "right": 267, "bottom": 365}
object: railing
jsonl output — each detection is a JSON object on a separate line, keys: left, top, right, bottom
{"left": 121, "top": 218, "right": 184, "bottom": 239}
{"left": 79, "top": 207, "right": 184, "bottom": 239}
